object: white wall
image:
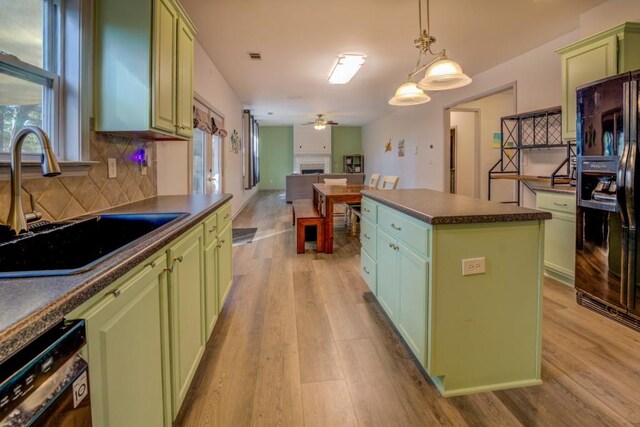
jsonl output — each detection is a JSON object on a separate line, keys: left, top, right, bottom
{"left": 156, "top": 140, "right": 189, "bottom": 195}
{"left": 156, "top": 41, "right": 258, "bottom": 216}
{"left": 450, "top": 111, "right": 477, "bottom": 197}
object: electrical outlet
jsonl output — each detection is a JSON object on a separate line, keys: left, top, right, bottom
{"left": 108, "top": 158, "right": 117, "bottom": 178}
{"left": 462, "top": 257, "right": 485, "bottom": 276}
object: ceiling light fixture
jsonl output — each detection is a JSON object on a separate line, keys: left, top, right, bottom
{"left": 328, "top": 54, "right": 366, "bottom": 84}
{"left": 389, "top": 0, "right": 471, "bottom": 106}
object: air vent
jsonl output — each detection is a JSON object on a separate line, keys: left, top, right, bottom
{"left": 248, "top": 52, "right": 262, "bottom": 60}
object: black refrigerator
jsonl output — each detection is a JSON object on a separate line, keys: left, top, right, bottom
{"left": 575, "top": 70, "right": 640, "bottom": 330}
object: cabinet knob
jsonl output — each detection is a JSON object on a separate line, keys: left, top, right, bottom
{"left": 208, "top": 226, "right": 217, "bottom": 233}
{"left": 363, "top": 208, "right": 370, "bottom": 213}
{"left": 390, "top": 223, "right": 401, "bottom": 231}
{"left": 553, "top": 202, "right": 568, "bottom": 207}
{"left": 363, "top": 233, "right": 370, "bottom": 240}
{"left": 108, "top": 289, "right": 122, "bottom": 298}
{"left": 223, "top": 213, "right": 230, "bottom": 220}
{"left": 144, "top": 261, "right": 157, "bottom": 269}
{"left": 363, "top": 266, "right": 370, "bottom": 274}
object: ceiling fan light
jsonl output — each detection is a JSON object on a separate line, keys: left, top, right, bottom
{"left": 388, "top": 81, "right": 431, "bottom": 106}
{"left": 417, "top": 58, "right": 472, "bottom": 91}
{"left": 314, "top": 123, "right": 326, "bottom": 130}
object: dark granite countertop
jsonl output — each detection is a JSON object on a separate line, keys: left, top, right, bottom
{"left": 529, "top": 184, "right": 577, "bottom": 195}
{"left": 362, "top": 189, "right": 551, "bottom": 225}
{"left": 0, "top": 194, "right": 232, "bottom": 364}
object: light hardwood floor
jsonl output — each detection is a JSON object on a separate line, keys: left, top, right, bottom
{"left": 175, "top": 191, "right": 640, "bottom": 427}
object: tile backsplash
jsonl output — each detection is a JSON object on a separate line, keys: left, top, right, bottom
{"left": 0, "top": 132, "right": 157, "bottom": 223}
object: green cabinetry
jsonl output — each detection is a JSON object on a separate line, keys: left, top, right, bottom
{"left": 557, "top": 22, "right": 640, "bottom": 141}
{"left": 536, "top": 191, "right": 576, "bottom": 286}
{"left": 69, "top": 202, "right": 233, "bottom": 425}
{"left": 167, "top": 226, "right": 205, "bottom": 417}
{"left": 360, "top": 196, "right": 544, "bottom": 397}
{"left": 95, "top": 0, "right": 196, "bottom": 140}
{"left": 74, "top": 254, "right": 171, "bottom": 427}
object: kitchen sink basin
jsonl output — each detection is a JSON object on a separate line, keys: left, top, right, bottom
{"left": 0, "top": 212, "right": 187, "bottom": 278}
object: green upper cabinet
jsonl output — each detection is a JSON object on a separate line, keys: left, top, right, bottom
{"left": 557, "top": 22, "right": 640, "bottom": 141}
{"left": 95, "top": 0, "right": 196, "bottom": 140}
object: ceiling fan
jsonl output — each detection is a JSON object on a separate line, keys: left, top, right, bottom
{"left": 302, "top": 114, "right": 338, "bottom": 130}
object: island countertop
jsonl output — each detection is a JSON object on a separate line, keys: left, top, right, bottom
{"left": 362, "top": 189, "right": 551, "bottom": 225}
{"left": 0, "top": 194, "right": 232, "bottom": 364}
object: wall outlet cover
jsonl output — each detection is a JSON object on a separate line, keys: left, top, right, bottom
{"left": 108, "top": 158, "right": 117, "bottom": 178}
{"left": 462, "top": 257, "right": 486, "bottom": 276}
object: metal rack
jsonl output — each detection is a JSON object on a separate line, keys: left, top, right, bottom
{"left": 488, "top": 107, "right": 575, "bottom": 205}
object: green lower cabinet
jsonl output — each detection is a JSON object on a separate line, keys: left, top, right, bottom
{"left": 376, "top": 229, "right": 400, "bottom": 323}
{"left": 217, "top": 223, "right": 233, "bottom": 310}
{"left": 536, "top": 191, "right": 576, "bottom": 286}
{"left": 397, "top": 245, "right": 428, "bottom": 364}
{"left": 360, "top": 248, "right": 377, "bottom": 294}
{"left": 204, "top": 236, "right": 218, "bottom": 339}
{"left": 79, "top": 254, "right": 171, "bottom": 427}
{"left": 167, "top": 226, "right": 206, "bottom": 418}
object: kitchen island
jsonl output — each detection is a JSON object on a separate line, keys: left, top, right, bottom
{"left": 359, "top": 189, "right": 551, "bottom": 396}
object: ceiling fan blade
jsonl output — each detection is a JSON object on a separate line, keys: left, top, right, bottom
{"left": 326, "top": 121, "right": 339, "bottom": 125}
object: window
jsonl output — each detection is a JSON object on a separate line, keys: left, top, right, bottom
{"left": 0, "top": 0, "right": 90, "bottom": 161}
{"left": 0, "top": 0, "right": 60, "bottom": 155}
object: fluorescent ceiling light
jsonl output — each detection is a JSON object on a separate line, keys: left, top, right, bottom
{"left": 328, "top": 54, "right": 366, "bottom": 84}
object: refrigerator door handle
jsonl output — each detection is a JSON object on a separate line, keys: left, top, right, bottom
{"left": 626, "top": 80, "right": 639, "bottom": 310}
{"left": 617, "top": 82, "right": 631, "bottom": 306}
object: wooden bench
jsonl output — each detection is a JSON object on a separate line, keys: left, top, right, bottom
{"left": 292, "top": 199, "right": 324, "bottom": 254}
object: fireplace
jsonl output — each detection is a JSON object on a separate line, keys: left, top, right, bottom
{"left": 294, "top": 155, "right": 331, "bottom": 174}
{"left": 300, "top": 163, "right": 325, "bottom": 174}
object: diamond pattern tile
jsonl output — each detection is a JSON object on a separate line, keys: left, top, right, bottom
{"left": 5, "top": 132, "right": 157, "bottom": 221}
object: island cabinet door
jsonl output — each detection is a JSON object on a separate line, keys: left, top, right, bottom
{"left": 397, "top": 245, "right": 428, "bottom": 365}
{"left": 377, "top": 229, "right": 400, "bottom": 323}
{"left": 167, "top": 227, "right": 205, "bottom": 419}
{"left": 81, "top": 255, "right": 171, "bottom": 427}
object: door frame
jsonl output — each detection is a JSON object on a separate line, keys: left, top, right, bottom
{"left": 192, "top": 93, "right": 226, "bottom": 194}
{"left": 448, "top": 108, "right": 481, "bottom": 198}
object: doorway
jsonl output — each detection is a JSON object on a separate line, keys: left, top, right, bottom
{"left": 449, "top": 128, "right": 456, "bottom": 193}
{"left": 446, "top": 86, "right": 516, "bottom": 200}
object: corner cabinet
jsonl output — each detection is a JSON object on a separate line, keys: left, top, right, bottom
{"left": 68, "top": 201, "right": 233, "bottom": 425}
{"left": 361, "top": 196, "right": 544, "bottom": 397}
{"left": 535, "top": 191, "right": 576, "bottom": 286}
{"left": 95, "top": 0, "right": 196, "bottom": 140}
{"left": 557, "top": 22, "right": 640, "bottom": 141}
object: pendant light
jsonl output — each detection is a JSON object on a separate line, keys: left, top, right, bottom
{"left": 389, "top": 0, "right": 471, "bottom": 106}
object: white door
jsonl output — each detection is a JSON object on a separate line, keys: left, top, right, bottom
{"left": 207, "top": 134, "right": 222, "bottom": 194}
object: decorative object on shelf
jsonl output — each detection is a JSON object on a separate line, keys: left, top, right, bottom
{"left": 385, "top": 139, "right": 392, "bottom": 152}
{"left": 302, "top": 114, "right": 339, "bottom": 131}
{"left": 492, "top": 132, "right": 502, "bottom": 149}
{"left": 389, "top": 0, "right": 472, "bottom": 106}
{"left": 398, "top": 139, "right": 405, "bottom": 157}
{"left": 230, "top": 129, "right": 240, "bottom": 154}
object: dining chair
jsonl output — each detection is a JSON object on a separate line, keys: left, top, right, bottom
{"left": 381, "top": 175, "right": 399, "bottom": 190}
{"left": 323, "top": 178, "right": 349, "bottom": 223}
{"left": 368, "top": 173, "right": 381, "bottom": 189}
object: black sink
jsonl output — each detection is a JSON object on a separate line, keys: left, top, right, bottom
{"left": 0, "top": 213, "right": 187, "bottom": 278}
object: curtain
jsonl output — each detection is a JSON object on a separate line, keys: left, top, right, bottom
{"left": 193, "top": 104, "right": 228, "bottom": 137}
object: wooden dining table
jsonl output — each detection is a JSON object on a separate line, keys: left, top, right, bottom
{"left": 312, "top": 183, "right": 366, "bottom": 254}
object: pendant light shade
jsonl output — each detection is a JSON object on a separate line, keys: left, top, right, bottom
{"left": 417, "top": 58, "right": 472, "bottom": 91}
{"left": 388, "top": 81, "right": 431, "bottom": 106}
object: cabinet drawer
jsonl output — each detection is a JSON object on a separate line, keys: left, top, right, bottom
{"left": 218, "top": 203, "right": 232, "bottom": 230}
{"left": 203, "top": 213, "right": 218, "bottom": 247}
{"left": 378, "top": 207, "right": 429, "bottom": 258}
{"left": 360, "top": 217, "right": 377, "bottom": 259}
{"left": 361, "top": 198, "right": 377, "bottom": 222}
{"left": 536, "top": 191, "right": 576, "bottom": 214}
{"left": 361, "top": 248, "right": 377, "bottom": 294}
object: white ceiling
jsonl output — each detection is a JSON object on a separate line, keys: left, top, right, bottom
{"left": 181, "top": 0, "right": 608, "bottom": 126}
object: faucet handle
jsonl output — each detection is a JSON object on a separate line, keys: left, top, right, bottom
{"left": 24, "top": 194, "right": 42, "bottom": 224}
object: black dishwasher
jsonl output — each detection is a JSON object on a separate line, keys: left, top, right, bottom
{"left": 0, "top": 319, "right": 92, "bottom": 426}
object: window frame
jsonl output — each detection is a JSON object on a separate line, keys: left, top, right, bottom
{"left": 0, "top": 0, "right": 92, "bottom": 163}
